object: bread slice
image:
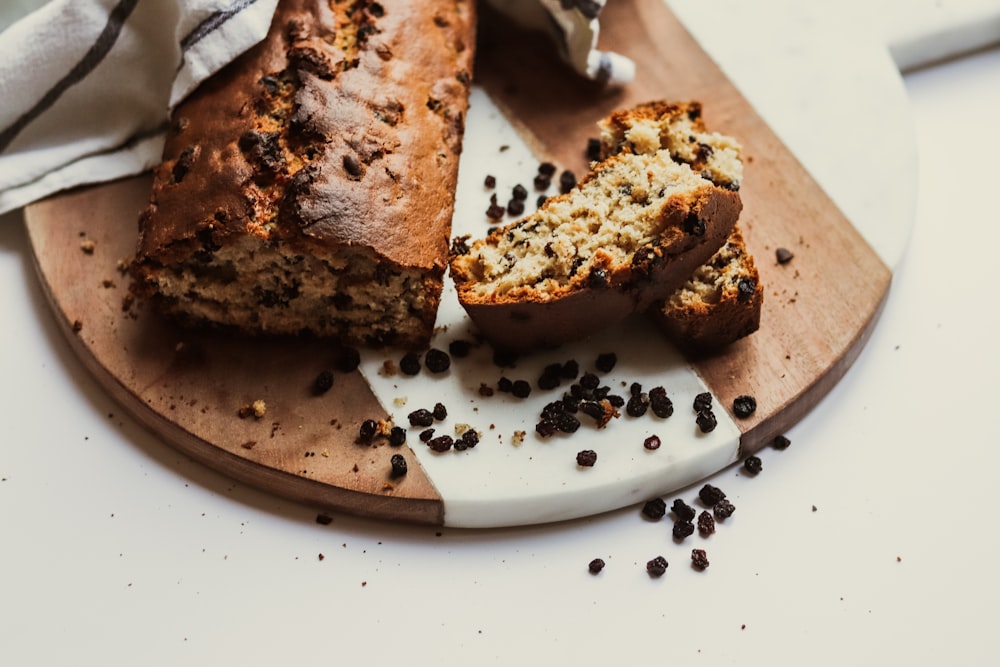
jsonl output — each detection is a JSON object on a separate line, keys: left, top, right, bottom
{"left": 599, "top": 100, "right": 762, "bottom": 349}
{"left": 449, "top": 102, "right": 742, "bottom": 353}
{"left": 131, "top": 0, "right": 476, "bottom": 349}
{"left": 654, "top": 225, "right": 762, "bottom": 350}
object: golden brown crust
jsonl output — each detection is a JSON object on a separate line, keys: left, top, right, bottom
{"left": 132, "top": 0, "right": 476, "bottom": 348}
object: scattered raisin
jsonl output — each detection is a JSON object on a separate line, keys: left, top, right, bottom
{"left": 733, "top": 394, "right": 757, "bottom": 418}
{"left": 358, "top": 419, "right": 378, "bottom": 443}
{"left": 577, "top": 400, "right": 605, "bottom": 423}
{"left": 483, "top": 174, "right": 496, "bottom": 188}
{"left": 556, "top": 413, "right": 581, "bottom": 434}
{"left": 643, "top": 434, "right": 661, "bottom": 450}
{"left": 424, "top": 348, "right": 451, "bottom": 373}
{"left": 511, "top": 380, "right": 532, "bottom": 398}
{"left": 560, "top": 360, "right": 580, "bottom": 379}
{"left": 696, "top": 409, "right": 717, "bottom": 433}
{"left": 315, "top": 514, "right": 333, "bottom": 525}
{"left": 390, "top": 454, "right": 408, "bottom": 477}
{"left": 697, "top": 510, "right": 715, "bottom": 535}
{"left": 646, "top": 556, "right": 669, "bottom": 577}
{"left": 594, "top": 352, "right": 617, "bottom": 373}
{"left": 588, "top": 558, "right": 606, "bottom": 574}
{"left": 538, "top": 364, "right": 563, "bottom": 390}
{"left": 533, "top": 173, "right": 551, "bottom": 190}
{"left": 535, "top": 421, "right": 557, "bottom": 437}
{"left": 714, "top": 499, "right": 736, "bottom": 520}
{"left": 458, "top": 429, "right": 479, "bottom": 449}
{"left": 626, "top": 394, "right": 649, "bottom": 417}
{"left": 576, "top": 449, "right": 598, "bottom": 467}
{"left": 486, "top": 195, "right": 505, "bottom": 220}
{"left": 537, "top": 162, "right": 557, "bottom": 177}
{"left": 743, "top": 455, "right": 763, "bottom": 475}
{"left": 672, "top": 499, "right": 696, "bottom": 522}
{"left": 408, "top": 409, "right": 434, "bottom": 427}
{"left": 428, "top": 435, "right": 454, "bottom": 452}
{"left": 432, "top": 402, "right": 448, "bottom": 421}
{"left": 648, "top": 387, "right": 673, "bottom": 418}
{"left": 507, "top": 198, "right": 525, "bottom": 216}
{"left": 693, "top": 391, "right": 713, "bottom": 412}
{"left": 511, "top": 184, "right": 528, "bottom": 201}
{"left": 672, "top": 520, "right": 695, "bottom": 540}
{"left": 776, "top": 247, "right": 794, "bottom": 264}
{"left": 641, "top": 497, "right": 667, "bottom": 520}
{"left": 773, "top": 434, "right": 791, "bottom": 450}
{"left": 419, "top": 428, "right": 435, "bottom": 442}
{"left": 399, "top": 352, "right": 421, "bottom": 375}
{"left": 691, "top": 549, "right": 710, "bottom": 570}
{"left": 388, "top": 426, "right": 407, "bottom": 446}
{"left": 311, "top": 370, "right": 334, "bottom": 395}
{"left": 579, "top": 372, "right": 600, "bottom": 390}
{"left": 699, "top": 484, "right": 726, "bottom": 506}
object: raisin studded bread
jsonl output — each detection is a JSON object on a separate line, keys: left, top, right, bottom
{"left": 598, "top": 100, "right": 762, "bottom": 349}
{"left": 654, "top": 225, "right": 762, "bottom": 350}
{"left": 131, "top": 0, "right": 476, "bottom": 349}
{"left": 449, "top": 101, "right": 743, "bottom": 353}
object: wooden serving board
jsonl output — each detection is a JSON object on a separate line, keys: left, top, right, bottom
{"left": 23, "top": 0, "right": 900, "bottom": 527}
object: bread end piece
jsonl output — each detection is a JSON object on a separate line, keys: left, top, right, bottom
{"left": 654, "top": 224, "right": 763, "bottom": 351}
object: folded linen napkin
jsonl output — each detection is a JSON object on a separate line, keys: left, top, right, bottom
{"left": 0, "top": 0, "right": 279, "bottom": 215}
{"left": 0, "top": 0, "right": 633, "bottom": 216}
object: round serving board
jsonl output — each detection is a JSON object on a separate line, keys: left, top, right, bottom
{"left": 23, "top": 0, "right": 915, "bottom": 527}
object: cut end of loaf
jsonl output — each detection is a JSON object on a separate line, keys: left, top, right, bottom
{"left": 448, "top": 100, "right": 744, "bottom": 352}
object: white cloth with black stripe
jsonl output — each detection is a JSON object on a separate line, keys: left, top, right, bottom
{"left": 0, "top": 0, "right": 279, "bottom": 215}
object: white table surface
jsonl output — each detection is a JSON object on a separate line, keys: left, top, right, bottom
{"left": 3, "top": 18, "right": 1000, "bottom": 667}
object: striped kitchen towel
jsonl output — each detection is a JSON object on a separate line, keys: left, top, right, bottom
{"left": 0, "top": 0, "right": 279, "bottom": 215}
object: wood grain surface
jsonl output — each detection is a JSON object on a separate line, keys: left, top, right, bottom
{"left": 23, "top": 0, "right": 891, "bottom": 524}
{"left": 25, "top": 176, "right": 445, "bottom": 525}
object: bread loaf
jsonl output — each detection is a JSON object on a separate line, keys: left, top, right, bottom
{"left": 449, "top": 100, "right": 742, "bottom": 352}
{"left": 131, "top": 0, "right": 476, "bottom": 349}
